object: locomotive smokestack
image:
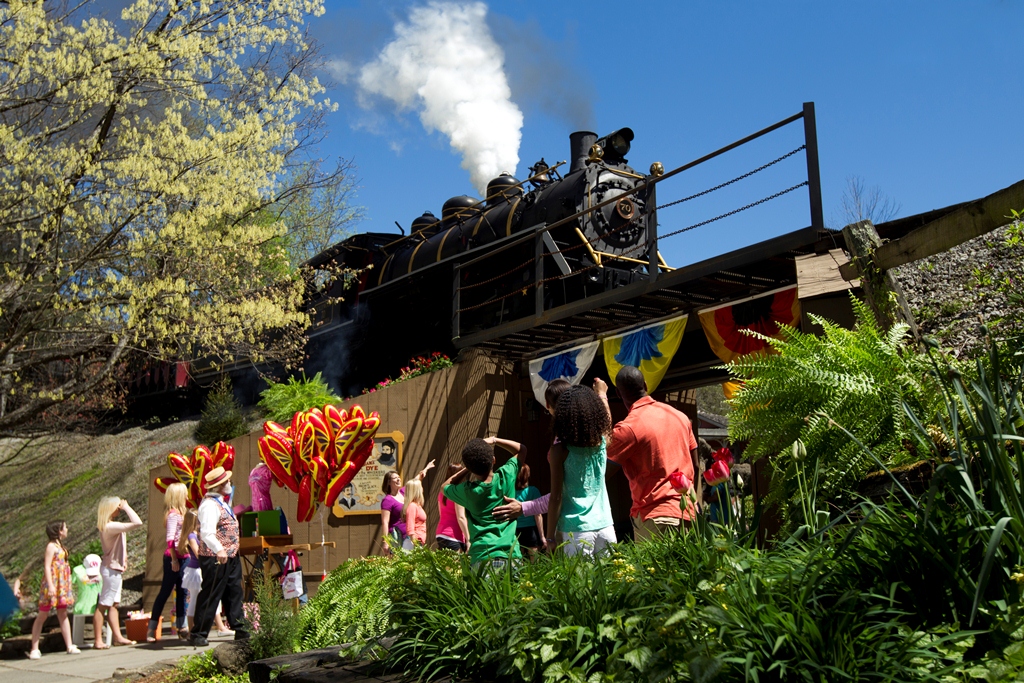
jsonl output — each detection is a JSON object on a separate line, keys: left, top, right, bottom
{"left": 569, "top": 131, "right": 597, "bottom": 173}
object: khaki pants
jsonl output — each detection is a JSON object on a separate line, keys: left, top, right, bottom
{"left": 631, "top": 515, "right": 684, "bottom": 542}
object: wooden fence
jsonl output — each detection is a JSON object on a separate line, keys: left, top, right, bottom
{"left": 144, "top": 349, "right": 520, "bottom": 612}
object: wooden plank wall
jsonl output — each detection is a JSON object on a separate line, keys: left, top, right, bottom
{"left": 144, "top": 349, "right": 520, "bottom": 612}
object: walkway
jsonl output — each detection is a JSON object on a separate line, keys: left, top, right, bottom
{"left": 0, "top": 631, "right": 235, "bottom": 683}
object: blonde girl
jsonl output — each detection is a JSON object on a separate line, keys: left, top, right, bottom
{"left": 403, "top": 479, "right": 427, "bottom": 547}
{"left": 28, "top": 521, "right": 77, "bottom": 658}
{"left": 147, "top": 483, "right": 188, "bottom": 641}
{"left": 176, "top": 510, "right": 202, "bottom": 633}
{"left": 94, "top": 496, "right": 142, "bottom": 649}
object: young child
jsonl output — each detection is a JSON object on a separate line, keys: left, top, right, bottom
{"left": 443, "top": 436, "right": 526, "bottom": 568}
{"left": 176, "top": 510, "right": 201, "bottom": 638}
{"left": 547, "top": 385, "right": 616, "bottom": 557}
{"left": 95, "top": 497, "right": 142, "bottom": 649}
{"left": 403, "top": 479, "right": 427, "bottom": 547}
{"left": 70, "top": 554, "right": 102, "bottom": 619}
{"left": 29, "top": 521, "right": 78, "bottom": 658}
{"left": 514, "top": 465, "right": 545, "bottom": 556}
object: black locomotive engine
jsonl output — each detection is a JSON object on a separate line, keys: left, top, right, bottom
{"left": 305, "top": 127, "right": 658, "bottom": 394}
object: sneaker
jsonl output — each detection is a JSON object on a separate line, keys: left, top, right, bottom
{"left": 189, "top": 635, "right": 208, "bottom": 647}
{"left": 67, "top": 646, "right": 81, "bottom": 655}
{"left": 28, "top": 649, "right": 41, "bottom": 660}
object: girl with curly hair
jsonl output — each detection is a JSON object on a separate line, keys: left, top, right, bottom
{"left": 545, "top": 385, "right": 616, "bottom": 556}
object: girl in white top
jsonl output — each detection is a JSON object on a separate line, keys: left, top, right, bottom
{"left": 94, "top": 496, "right": 142, "bottom": 649}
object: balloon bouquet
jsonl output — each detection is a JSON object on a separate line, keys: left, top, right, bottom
{"left": 154, "top": 441, "right": 236, "bottom": 508}
{"left": 257, "top": 405, "right": 380, "bottom": 522}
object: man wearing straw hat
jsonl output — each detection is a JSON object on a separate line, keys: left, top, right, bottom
{"left": 191, "top": 466, "right": 247, "bottom": 646}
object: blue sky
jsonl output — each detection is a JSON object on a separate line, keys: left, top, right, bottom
{"left": 311, "top": 1, "right": 1022, "bottom": 268}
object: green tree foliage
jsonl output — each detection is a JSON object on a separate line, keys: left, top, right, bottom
{"left": 258, "top": 372, "right": 339, "bottom": 425}
{"left": 0, "top": 0, "right": 357, "bottom": 435}
{"left": 194, "top": 378, "right": 249, "bottom": 445}
{"left": 726, "top": 295, "right": 936, "bottom": 521}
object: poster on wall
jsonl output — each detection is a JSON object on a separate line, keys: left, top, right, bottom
{"left": 331, "top": 431, "right": 404, "bottom": 517}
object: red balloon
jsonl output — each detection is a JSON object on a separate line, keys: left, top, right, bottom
{"left": 259, "top": 433, "right": 299, "bottom": 493}
{"left": 297, "top": 473, "right": 316, "bottom": 523}
{"left": 212, "top": 441, "right": 235, "bottom": 471}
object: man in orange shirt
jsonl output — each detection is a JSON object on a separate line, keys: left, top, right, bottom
{"left": 599, "top": 366, "right": 698, "bottom": 540}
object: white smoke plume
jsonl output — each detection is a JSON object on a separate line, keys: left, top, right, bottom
{"left": 359, "top": 2, "right": 523, "bottom": 194}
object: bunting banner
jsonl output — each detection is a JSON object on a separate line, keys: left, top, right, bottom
{"left": 698, "top": 285, "right": 801, "bottom": 364}
{"left": 528, "top": 340, "right": 601, "bottom": 407}
{"left": 603, "top": 314, "right": 688, "bottom": 393}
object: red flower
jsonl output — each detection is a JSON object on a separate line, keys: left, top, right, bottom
{"left": 703, "top": 460, "right": 730, "bottom": 487}
{"left": 713, "top": 447, "right": 734, "bottom": 467}
{"left": 668, "top": 471, "right": 693, "bottom": 493}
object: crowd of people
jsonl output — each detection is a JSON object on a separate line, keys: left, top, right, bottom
{"left": 10, "top": 362, "right": 704, "bottom": 658}
{"left": 14, "top": 466, "right": 246, "bottom": 659}
{"left": 378, "top": 364, "right": 701, "bottom": 566}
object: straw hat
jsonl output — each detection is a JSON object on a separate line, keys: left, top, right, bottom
{"left": 205, "top": 466, "right": 232, "bottom": 490}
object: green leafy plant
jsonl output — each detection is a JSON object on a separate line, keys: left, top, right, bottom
{"left": 258, "top": 372, "right": 340, "bottom": 425}
{"left": 195, "top": 377, "right": 250, "bottom": 444}
{"left": 726, "top": 295, "right": 937, "bottom": 524}
{"left": 0, "top": 611, "right": 22, "bottom": 640}
{"left": 244, "top": 569, "right": 301, "bottom": 661}
{"left": 297, "top": 554, "right": 409, "bottom": 651}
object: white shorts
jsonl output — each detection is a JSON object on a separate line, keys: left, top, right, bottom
{"left": 98, "top": 566, "right": 123, "bottom": 607}
{"left": 560, "top": 525, "right": 617, "bottom": 557}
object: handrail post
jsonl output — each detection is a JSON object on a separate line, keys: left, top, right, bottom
{"left": 803, "top": 102, "right": 825, "bottom": 232}
{"left": 534, "top": 227, "right": 545, "bottom": 320}
{"left": 647, "top": 183, "right": 658, "bottom": 283}
{"left": 452, "top": 262, "right": 461, "bottom": 342}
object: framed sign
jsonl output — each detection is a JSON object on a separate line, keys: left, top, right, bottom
{"left": 331, "top": 431, "right": 405, "bottom": 517}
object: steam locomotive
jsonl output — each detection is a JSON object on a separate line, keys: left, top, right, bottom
{"left": 305, "top": 127, "right": 659, "bottom": 393}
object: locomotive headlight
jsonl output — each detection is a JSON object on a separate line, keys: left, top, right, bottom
{"left": 596, "top": 127, "right": 634, "bottom": 162}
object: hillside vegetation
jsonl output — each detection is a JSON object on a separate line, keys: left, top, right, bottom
{"left": 0, "top": 421, "right": 199, "bottom": 591}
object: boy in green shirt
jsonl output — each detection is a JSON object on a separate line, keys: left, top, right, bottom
{"left": 443, "top": 436, "right": 526, "bottom": 567}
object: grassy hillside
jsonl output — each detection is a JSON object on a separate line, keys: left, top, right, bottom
{"left": 0, "top": 420, "right": 199, "bottom": 592}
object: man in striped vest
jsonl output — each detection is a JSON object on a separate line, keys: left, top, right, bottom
{"left": 191, "top": 467, "right": 247, "bottom": 646}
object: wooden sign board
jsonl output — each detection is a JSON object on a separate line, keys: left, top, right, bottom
{"left": 331, "top": 431, "right": 405, "bottom": 517}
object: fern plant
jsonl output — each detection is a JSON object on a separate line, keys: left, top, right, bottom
{"left": 258, "top": 372, "right": 340, "bottom": 425}
{"left": 296, "top": 554, "right": 404, "bottom": 651}
{"left": 726, "top": 295, "right": 937, "bottom": 523}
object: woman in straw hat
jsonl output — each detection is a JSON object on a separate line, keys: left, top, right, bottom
{"left": 190, "top": 467, "right": 247, "bottom": 646}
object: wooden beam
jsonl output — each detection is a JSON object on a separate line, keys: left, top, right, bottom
{"left": 841, "top": 178, "right": 1024, "bottom": 279}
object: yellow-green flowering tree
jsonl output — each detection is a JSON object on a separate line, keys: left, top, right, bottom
{"left": 0, "top": 0, "right": 340, "bottom": 433}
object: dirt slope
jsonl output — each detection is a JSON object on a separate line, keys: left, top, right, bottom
{"left": 0, "top": 421, "right": 199, "bottom": 594}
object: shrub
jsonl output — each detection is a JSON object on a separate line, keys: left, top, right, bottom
{"left": 726, "top": 295, "right": 938, "bottom": 524}
{"left": 369, "top": 352, "right": 453, "bottom": 393}
{"left": 195, "top": 377, "right": 249, "bottom": 445}
{"left": 173, "top": 649, "right": 250, "bottom": 682}
{"left": 0, "top": 611, "right": 21, "bottom": 640}
{"left": 258, "top": 372, "right": 339, "bottom": 425}
{"left": 244, "top": 569, "right": 301, "bottom": 661}
{"left": 297, "top": 553, "right": 417, "bottom": 651}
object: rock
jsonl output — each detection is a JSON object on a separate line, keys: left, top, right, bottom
{"left": 214, "top": 640, "right": 252, "bottom": 675}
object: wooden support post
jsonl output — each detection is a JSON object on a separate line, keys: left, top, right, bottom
{"left": 842, "top": 220, "right": 919, "bottom": 338}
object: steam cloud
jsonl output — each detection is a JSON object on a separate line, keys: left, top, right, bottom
{"left": 359, "top": 2, "right": 523, "bottom": 194}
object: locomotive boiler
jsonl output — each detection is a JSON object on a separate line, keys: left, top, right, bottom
{"left": 305, "top": 127, "right": 659, "bottom": 394}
